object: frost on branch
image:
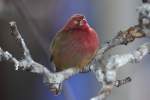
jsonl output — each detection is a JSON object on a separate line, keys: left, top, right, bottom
{"left": 0, "top": 21, "right": 81, "bottom": 95}
{"left": 90, "top": 43, "right": 150, "bottom": 100}
{"left": 0, "top": 3, "right": 150, "bottom": 100}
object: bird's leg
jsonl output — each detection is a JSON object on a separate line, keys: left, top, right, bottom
{"left": 80, "top": 65, "right": 91, "bottom": 73}
{"left": 80, "top": 59, "right": 97, "bottom": 73}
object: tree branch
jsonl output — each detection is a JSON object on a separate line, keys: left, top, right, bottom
{"left": 0, "top": 3, "right": 150, "bottom": 100}
{"left": 0, "top": 22, "right": 80, "bottom": 95}
{"left": 90, "top": 3, "right": 150, "bottom": 100}
{"left": 91, "top": 42, "right": 150, "bottom": 100}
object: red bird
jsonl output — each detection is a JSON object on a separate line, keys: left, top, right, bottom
{"left": 50, "top": 14, "right": 99, "bottom": 72}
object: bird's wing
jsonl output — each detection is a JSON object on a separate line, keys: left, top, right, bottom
{"left": 49, "top": 33, "right": 59, "bottom": 72}
{"left": 49, "top": 31, "right": 64, "bottom": 72}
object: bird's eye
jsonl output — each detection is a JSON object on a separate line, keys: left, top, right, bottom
{"left": 73, "top": 20, "right": 78, "bottom": 25}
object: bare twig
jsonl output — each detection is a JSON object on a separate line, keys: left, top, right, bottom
{"left": 114, "top": 77, "right": 132, "bottom": 87}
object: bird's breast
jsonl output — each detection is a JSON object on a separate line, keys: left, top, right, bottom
{"left": 53, "top": 29, "right": 99, "bottom": 71}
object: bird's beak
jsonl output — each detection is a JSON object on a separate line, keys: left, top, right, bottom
{"left": 79, "top": 20, "right": 83, "bottom": 26}
{"left": 79, "top": 19, "right": 86, "bottom": 26}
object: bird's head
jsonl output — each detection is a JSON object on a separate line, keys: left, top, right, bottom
{"left": 63, "top": 14, "right": 90, "bottom": 31}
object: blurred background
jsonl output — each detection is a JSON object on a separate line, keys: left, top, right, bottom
{"left": 0, "top": 0, "right": 150, "bottom": 100}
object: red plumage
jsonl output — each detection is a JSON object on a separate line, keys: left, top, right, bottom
{"left": 50, "top": 14, "right": 100, "bottom": 71}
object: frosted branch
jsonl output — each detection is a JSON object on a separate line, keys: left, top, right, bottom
{"left": 106, "top": 43, "right": 150, "bottom": 70}
{"left": 91, "top": 43, "right": 150, "bottom": 100}
{"left": 0, "top": 22, "right": 80, "bottom": 95}
{"left": 0, "top": 3, "right": 150, "bottom": 100}
{"left": 90, "top": 3, "right": 150, "bottom": 100}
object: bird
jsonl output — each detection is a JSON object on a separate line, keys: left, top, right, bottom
{"left": 50, "top": 14, "right": 100, "bottom": 72}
